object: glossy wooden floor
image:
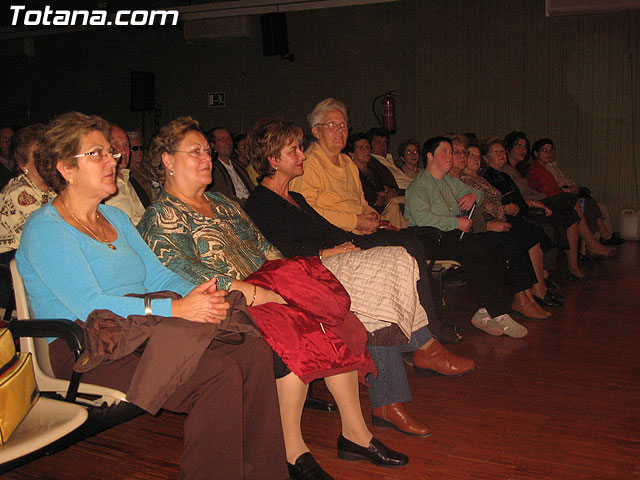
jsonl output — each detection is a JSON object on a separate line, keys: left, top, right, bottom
{"left": 6, "top": 243, "right": 640, "bottom": 480}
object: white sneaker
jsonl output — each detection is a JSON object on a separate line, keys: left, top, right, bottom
{"left": 492, "top": 314, "right": 528, "bottom": 338}
{"left": 471, "top": 308, "right": 504, "bottom": 336}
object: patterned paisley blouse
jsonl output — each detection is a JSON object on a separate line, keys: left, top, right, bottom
{"left": 459, "top": 171, "right": 506, "bottom": 221}
{"left": 137, "top": 190, "right": 281, "bottom": 290}
{"left": 0, "top": 173, "right": 56, "bottom": 253}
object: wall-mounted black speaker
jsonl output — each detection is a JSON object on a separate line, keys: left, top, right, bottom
{"left": 261, "top": 13, "right": 289, "bottom": 57}
{"left": 131, "top": 71, "right": 155, "bottom": 112}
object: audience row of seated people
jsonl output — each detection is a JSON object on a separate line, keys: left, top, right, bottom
{"left": 1, "top": 98, "right": 620, "bottom": 479}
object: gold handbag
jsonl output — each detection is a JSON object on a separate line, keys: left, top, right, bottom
{"left": 0, "top": 327, "right": 39, "bottom": 444}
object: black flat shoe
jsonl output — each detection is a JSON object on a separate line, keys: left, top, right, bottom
{"left": 548, "top": 291, "right": 564, "bottom": 301}
{"left": 433, "top": 323, "right": 462, "bottom": 345}
{"left": 544, "top": 278, "right": 562, "bottom": 290}
{"left": 567, "top": 272, "right": 591, "bottom": 284}
{"left": 288, "top": 452, "right": 334, "bottom": 480}
{"left": 533, "top": 293, "right": 563, "bottom": 307}
{"left": 579, "top": 253, "right": 605, "bottom": 262}
{"left": 600, "top": 235, "right": 625, "bottom": 246}
{"left": 337, "top": 434, "right": 408, "bottom": 467}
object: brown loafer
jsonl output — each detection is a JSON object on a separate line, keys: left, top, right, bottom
{"left": 412, "top": 339, "right": 475, "bottom": 377}
{"left": 372, "top": 403, "right": 430, "bottom": 437}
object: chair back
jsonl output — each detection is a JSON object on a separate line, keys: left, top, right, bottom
{"left": 9, "top": 259, "right": 126, "bottom": 406}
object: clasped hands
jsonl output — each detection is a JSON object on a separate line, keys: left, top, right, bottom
{"left": 172, "top": 277, "right": 230, "bottom": 324}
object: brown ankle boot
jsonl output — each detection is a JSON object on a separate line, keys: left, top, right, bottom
{"left": 372, "top": 403, "right": 430, "bottom": 437}
{"left": 412, "top": 340, "right": 475, "bottom": 377}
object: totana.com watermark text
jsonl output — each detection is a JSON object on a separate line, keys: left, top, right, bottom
{"left": 9, "top": 5, "right": 179, "bottom": 27}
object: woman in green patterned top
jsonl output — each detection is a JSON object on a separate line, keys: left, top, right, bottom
{"left": 138, "top": 116, "right": 407, "bottom": 479}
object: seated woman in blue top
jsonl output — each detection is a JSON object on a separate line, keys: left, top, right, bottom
{"left": 15, "top": 111, "right": 288, "bottom": 480}
{"left": 405, "top": 136, "right": 538, "bottom": 338}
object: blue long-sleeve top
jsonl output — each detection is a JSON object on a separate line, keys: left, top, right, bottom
{"left": 16, "top": 202, "right": 195, "bottom": 323}
{"left": 404, "top": 170, "right": 485, "bottom": 231}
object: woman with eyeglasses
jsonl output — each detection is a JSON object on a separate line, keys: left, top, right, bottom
{"left": 397, "top": 138, "right": 422, "bottom": 179}
{"left": 405, "top": 136, "right": 541, "bottom": 336}
{"left": 440, "top": 135, "right": 551, "bottom": 315}
{"left": 16, "top": 111, "right": 289, "bottom": 480}
{"left": 529, "top": 138, "right": 622, "bottom": 252}
{"left": 502, "top": 132, "right": 611, "bottom": 270}
{"left": 456, "top": 138, "right": 561, "bottom": 308}
{"left": 290, "top": 98, "right": 462, "bottom": 344}
{"left": 482, "top": 135, "right": 590, "bottom": 283}
{"left": 138, "top": 116, "right": 408, "bottom": 480}
{"left": 244, "top": 117, "right": 475, "bottom": 446}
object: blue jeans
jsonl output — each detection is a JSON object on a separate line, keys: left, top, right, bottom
{"left": 366, "top": 325, "right": 432, "bottom": 409}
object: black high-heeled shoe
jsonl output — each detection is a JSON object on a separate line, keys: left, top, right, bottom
{"left": 337, "top": 434, "right": 408, "bottom": 467}
{"left": 287, "top": 452, "right": 334, "bottom": 480}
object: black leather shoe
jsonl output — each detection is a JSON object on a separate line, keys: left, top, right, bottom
{"left": 568, "top": 272, "right": 591, "bottom": 284}
{"left": 337, "top": 434, "right": 408, "bottom": 467}
{"left": 433, "top": 323, "right": 462, "bottom": 344}
{"left": 544, "top": 278, "right": 562, "bottom": 290}
{"left": 533, "top": 293, "right": 563, "bottom": 307}
{"left": 288, "top": 452, "right": 334, "bottom": 480}
{"left": 548, "top": 291, "right": 564, "bottom": 301}
{"left": 579, "top": 253, "right": 605, "bottom": 262}
{"left": 600, "top": 235, "right": 625, "bottom": 246}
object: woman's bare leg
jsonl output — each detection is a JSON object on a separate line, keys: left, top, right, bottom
{"left": 566, "top": 222, "right": 585, "bottom": 277}
{"left": 325, "top": 370, "right": 372, "bottom": 447}
{"left": 575, "top": 205, "right": 611, "bottom": 255}
{"left": 276, "top": 373, "right": 310, "bottom": 464}
{"left": 529, "top": 244, "right": 547, "bottom": 298}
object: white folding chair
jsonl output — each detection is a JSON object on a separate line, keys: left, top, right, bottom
{"left": 10, "top": 259, "right": 126, "bottom": 407}
{"left": 0, "top": 397, "right": 88, "bottom": 471}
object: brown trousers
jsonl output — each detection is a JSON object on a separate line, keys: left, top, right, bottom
{"left": 50, "top": 335, "right": 288, "bottom": 480}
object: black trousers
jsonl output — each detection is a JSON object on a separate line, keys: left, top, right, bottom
{"left": 409, "top": 229, "right": 535, "bottom": 318}
{"left": 539, "top": 193, "right": 580, "bottom": 248}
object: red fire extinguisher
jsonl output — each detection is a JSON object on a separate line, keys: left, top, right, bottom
{"left": 373, "top": 91, "right": 396, "bottom": 134}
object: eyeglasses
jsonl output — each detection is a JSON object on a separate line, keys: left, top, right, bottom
{"left": 315, "top": 121, "right": 349, "bottom": 131}
{"left": 73, "top": 149, "right": 122, "bottom": 160}
{"left": 130, "top": 145, "right": 145, "bottom": 152}
{"left": 404, "top": 149, "right": 418, "bottom": 155}
{"left": 453, "top": 149, "right": 470, "bottom": 157}
{"left": 0, "top": 136, "right": 11, "bottom": 143}
{"left": 489, "top": 150, "right": 506, "bottom": 157}
{"left": 172, "top": 147, "right": 212, "bottom": 157}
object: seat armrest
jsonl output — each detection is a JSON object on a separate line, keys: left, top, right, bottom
{"left": 8, "top": 319, "right": 85, "bottom": 358}
{"left": 9, "top": 319, "right": 85, "bottom": 402}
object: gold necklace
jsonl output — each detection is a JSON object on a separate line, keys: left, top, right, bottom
{"left": 59, "top": 199, "right": 116, "bottom": 250}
